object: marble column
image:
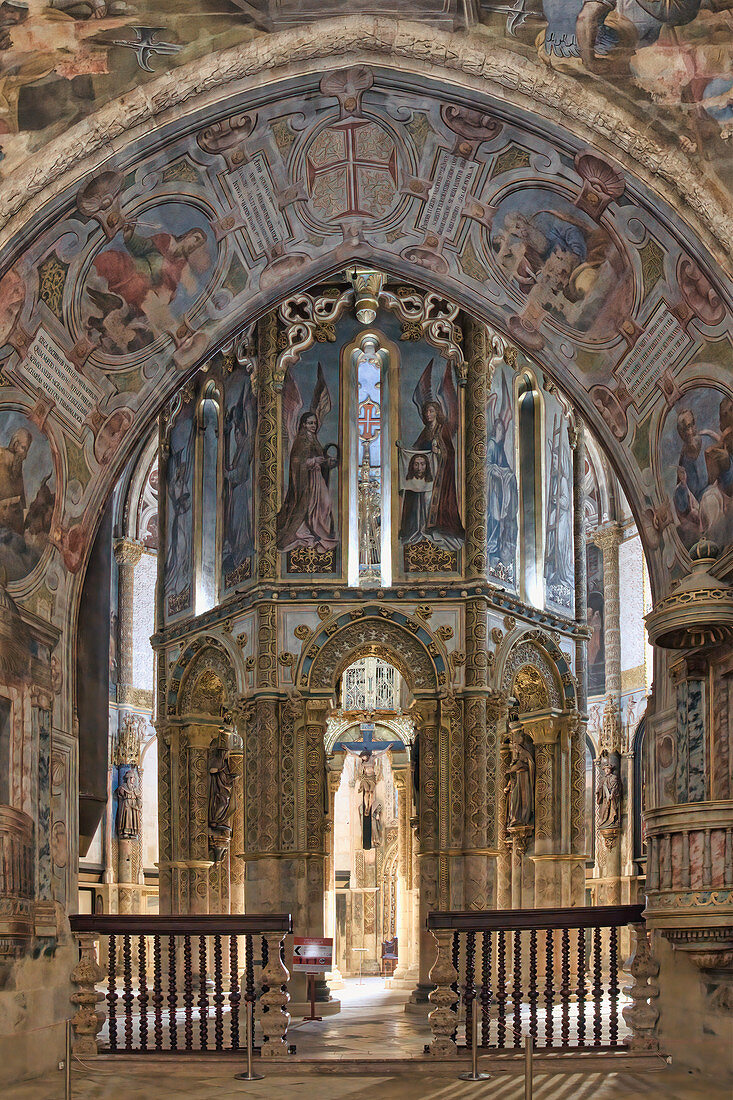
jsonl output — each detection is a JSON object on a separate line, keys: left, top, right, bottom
{"left": 594, "top": 522, "right": 624, "bottom": 900}
{"left": 113, "top": 538, "right": 142, "bottom": 700}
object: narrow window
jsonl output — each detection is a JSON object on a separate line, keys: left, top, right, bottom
{"left": 348, "top": 335, "right": 391, "bottom": 588}
{"left": 195, "top": 383, "right": 221, "bottom": 614}
{"left": 517, "top": 372, "right": 543, "bottom": 607}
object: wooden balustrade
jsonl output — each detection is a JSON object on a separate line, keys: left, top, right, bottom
{"left": 426, "top": 905, "right": 659, "bottom": 1058}
{"left": 69, "top": 914, "right": 293, "bottom": 1056}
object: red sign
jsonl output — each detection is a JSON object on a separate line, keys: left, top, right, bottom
{"left": 292, "top": 936, "right": 333, "bottom": 973}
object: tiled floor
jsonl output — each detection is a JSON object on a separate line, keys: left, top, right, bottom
{"left": 7, "top": 979, "right": 731, "bottom": 1099}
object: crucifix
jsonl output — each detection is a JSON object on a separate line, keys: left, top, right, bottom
{"left": 335, "top": 723, "right": 403, "bottom": 851}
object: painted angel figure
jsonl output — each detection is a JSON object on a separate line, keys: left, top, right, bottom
{"left": 223, "top": 372, "right": 256, "bottom": 574}
{"left": 276, "top": 364, "right": 339, "bottom": 552}
{"left": 397, "top": 358, "right": 464, "bottom": 548}
{"left": 487, "top": 369, "right": 518, "bottom": 574}
{"left": 165, "top": 421, "right": 195, "bottom": 598}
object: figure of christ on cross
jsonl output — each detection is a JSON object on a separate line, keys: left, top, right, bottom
{"left": 336, "top": 724, "right": 403, "bottom": 851}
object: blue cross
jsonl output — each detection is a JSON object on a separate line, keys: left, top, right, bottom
{"left": 332, "top": 722, "right": 404, "bottom": 753}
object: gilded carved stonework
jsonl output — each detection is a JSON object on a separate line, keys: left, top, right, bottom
{"left": 513, "top": 664, "right": 550, "bottom": 713}
{"left": 307, "top": 619, "right": 438, "bottom": 692}
{"left": 501, "top": 641, "right": 562, "bottom": 710}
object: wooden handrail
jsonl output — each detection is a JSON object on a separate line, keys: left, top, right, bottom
{"left": 70, "top": 913, "right": 293, "bottom": 935}
{"left": 427, "top": 904, "right": 644, "bottom": 932}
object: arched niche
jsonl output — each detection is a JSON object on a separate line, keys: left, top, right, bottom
{"left": 299, "top": 607, "right": 443, "bottom": 697}
{"left": 168, "top": 637, "right": 238, "bottom": 718}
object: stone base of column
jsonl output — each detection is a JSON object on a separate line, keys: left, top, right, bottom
{"left": 404, "top": 981, "right": 433, "bottom": 1015}
{"left": 289, "top": 998, "right": 342, "bottom": 1017}
{"left": 389, "top": 965, "right": 419, "bottom": 990}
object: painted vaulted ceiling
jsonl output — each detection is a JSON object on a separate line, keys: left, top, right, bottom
{"left": 0, "top": 13, "right": 729, "bottom": 628}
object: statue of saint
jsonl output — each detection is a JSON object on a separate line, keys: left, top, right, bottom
{"left": 505, "top": 733, "right": 535, "bottom": 828}
{"left": 596, "top": 758, "right": 621, "bottom": 829}
{"left": 116, "top": 769, "right": 141, "bottom": 839}
{"left": 208, "top": 736, "right": 236, "bottom": 859}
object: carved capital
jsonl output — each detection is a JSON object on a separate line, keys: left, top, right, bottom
{"left": 113, "top": 537, "right": 143, "bottom": 568}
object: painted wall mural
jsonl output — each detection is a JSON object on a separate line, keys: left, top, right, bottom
{"left": 164, "top": 394, "right": 195, "bottom": 616}
{"left": 488, "top": 183, "right": 635, "bottom": 348}
{"left": 586, "top": 542, "right": 606, "bottom": 698}
{"left": 0, "top": 63, "right": 726, "bottom": 610}
{"left": 486, "top": 359, "right": 518, "bottom": 588}
{"left": 222, "top": 365, "right": 256, "bottom": 590}
{"left": 79, "top": 197, "right": 217, "bottom": 360}
{"left": 0, "top": 9, "right": 728, "bottom": 221}
{"left": 658, "top": 384, "right": 733, "bottom": 553}
{"left": 397, "top": 355, "right": 464, "bottom": 575}
{"left": 278, "top": 352, "right": 341, "bottom": 577}
{"left": 0, "top": 410, "right": 55, "bottom": 583}
{"left": 544, "top": 394, "right": 575, "bottom": 615}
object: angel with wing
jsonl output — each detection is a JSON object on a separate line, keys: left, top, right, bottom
{"left": 487, "top": 368, "right": 518, "bottom": 576}
{"left": 398, "top": 359, "right": 464, "bottom": 548}
{"left": 276, "top": 363, "right": 339, "bottom": 553}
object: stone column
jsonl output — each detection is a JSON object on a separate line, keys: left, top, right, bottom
{"left": 392, "top": 766, "right": 417, "bottom": 985}
{"left": 570, "top": 416, "right": 589, "bottom": 894}
{"left": 186, "top": 726, "right": 215, "bottom": 915}
{"left": 594, "top": 522, "right": 624, "bottom": 901}
{"left": 594, "top": 522, "right": 623, "bottom": 703}
{"left": 409, "top": 698, "right": 440, "bottom": 1011}
{"left": 229, "top": 748, "right": 245, "bottom": 914}
{"left": 497, "top": 735, "right": 512, "bottom": 909}
{"left": 113, "top": 538, "right": 143, "bottom": 696}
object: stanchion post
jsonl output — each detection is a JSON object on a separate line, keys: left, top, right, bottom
{"left": 524, "top": 1033, "right": 533, "bottom": 1100}
{"left": 234, "top": 1000, "right": 264, "bottom": 1082}
{"left": 65, "top": 1019, "right": 71, "bottom": 1100}
{"left": 458, "top": 993, "right": 491, "bottom": 1082}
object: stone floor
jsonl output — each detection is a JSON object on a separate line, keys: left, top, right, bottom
{"left": 8, "top": 978, "right": 732, "bottom": 1099}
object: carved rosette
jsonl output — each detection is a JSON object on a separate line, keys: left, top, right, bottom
{"left": 70, "top": 933, "right": 105, "bottom": 1057}
{"left": 258, "top": 931, "right": 291, "bottom": 1056}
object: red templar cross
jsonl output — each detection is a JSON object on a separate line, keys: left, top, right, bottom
{"left": 358, "top": 397, "right": 381, "bottom": 442}
{"left": 306, "top": 119, "right": 398, "bottom": 221}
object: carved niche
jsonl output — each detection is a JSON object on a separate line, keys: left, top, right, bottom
{"left": 179, "top": 643, "right": 237, "bottom": 715}
{"left": 307, "top": 618, "right": 437, "bottom": 692}
{"left": 502, "top": 640, "right": 561, "bottom": 710}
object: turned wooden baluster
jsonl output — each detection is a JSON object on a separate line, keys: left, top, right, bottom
{"left": 138, "top": 935, "right": 148, "bottom": 1053}
{"left": 152, "top": 934, "right": 163, "bottom": 1051}
{"left": 576, "top": 927, "right": 586, "bottom": 1047}
{"left": 213, "top": 934, "right": 224, "bottom": 1051}
{"left": 512, "top": 929, "right": 522, "bottom": 1049}
{"left": 229, "top": 935, "right": 241, "bottom": 1050}
{"left": 609, "top": 924, "right": 619, "bottom": 1047}
{"left": 245, "top": 933, "right": 255, "bottom": 1005}
{"left": 544, "top": 930, "right": 554, "bottom": 1047}
{"left": 528, "top": 928, "right": 538, "bottom": 1045}
{"left": 560, "top": 927, "right": 571, "bottom": 1048}
{"left": 465, "top": 931, "right": 476, "bottom": 1048}
{"left": 480, "top": 931, "right": 491, "bottom": 1048}
{"left": 183, "top": 934, "right": 193, "bottom": 1051}
{"left": 496, "top": 929, "right": 507, "bottom": 1049}
{"left": 107, "top": 934, "right": 118, "bottom": 1053}
{"left": 122, "top": 934, "right": 133, "bottom": 1051}
{"left": 198, "top": 934, "right": 208, "bottom": 1050}
{"left": 167, "top": 934, "right": 178, "bottom": 1052}
{"left": 451, "top": 931, "right": 461, "bottom": 1042}
{"left": 592, "top": 926, "right": 602, "bottom": 1046}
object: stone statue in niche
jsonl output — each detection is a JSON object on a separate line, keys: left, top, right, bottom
{"left": 208, "top": 733, "right": 236, "bottom": 862}
{"left": 115, "top": 768, "right": 141, "bottom": 839}
{"left": 505, "top": 732, "right": 535, "bottom": 828}
{"left": 596, "top": 756, "right": 621, "bottom": 830}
